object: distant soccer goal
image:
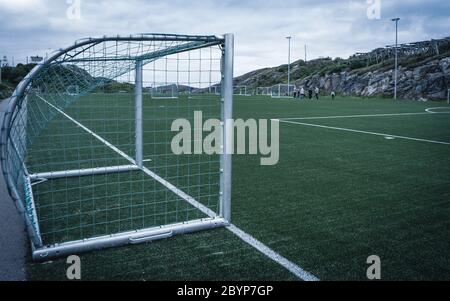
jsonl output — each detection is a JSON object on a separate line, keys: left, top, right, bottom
{"left": 210, "top": 85, "right": 221, "bottom": 95}
{"left": 150, "top": 84, "right": 179, "bottom": 99}
{"left": 271, "top": 84, "right": 295, "bottom": 99}
{"left": 233, "top": 85, "right": 251, "bottom": 96}
{"left": 66, "top": 85, "right": 80, "bottom": 96}
{"left": 0, "top": 33, "right": 234, "bottom": 260}
{"left": 256, "top": 87, "right": 271, "bottom": 96}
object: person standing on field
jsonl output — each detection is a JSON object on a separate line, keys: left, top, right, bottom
{"left": 300, "top": 87, "right": 305, "bottom": 100}
{"left": 308, "top": 88, "right": 313, "bottom": 100}
{"left": 331, "top": 91, "right": 336, "bottom": 100}
{"left": 315, "top": 87, "right": 319, "bottom": 100}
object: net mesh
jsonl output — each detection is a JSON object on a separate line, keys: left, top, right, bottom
{"left": 271, "top": 84, "right": 295, "bottom": 98}
{"left": 1, "top": 35, "right": 225, "bottom": 247}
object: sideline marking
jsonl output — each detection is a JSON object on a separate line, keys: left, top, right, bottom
{"left": 38, "top": 95, "right": 319, "bottom": 281}
{"left": 228, "top": 224, "right": 319, "bottom": 281}
{"left": 276, "top": 119, "right": 450, "bottom": 146}
{"left": 425, "top": 107, "right": 450, "bottom": 114}
{"left": 279, "top": 111, "right": 450, "bottom": 121}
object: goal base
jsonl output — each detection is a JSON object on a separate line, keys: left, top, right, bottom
{"left": 32, "top": 217, "right": 228, "bottom": 261}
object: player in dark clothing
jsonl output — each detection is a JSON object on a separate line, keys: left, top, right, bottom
{"left": 308, "top": 88, "right": 313, "bottom": 100}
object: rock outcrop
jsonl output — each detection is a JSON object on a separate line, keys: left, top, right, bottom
{"left": 292, "top": 57, "right": 450, "bottom": 100}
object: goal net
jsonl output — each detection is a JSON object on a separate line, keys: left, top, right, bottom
{"left": 271, "top": 84, "right": 295, "bottom": 98}
{"left": 233, "top": 85, "right": 251, "bottom": 96}
{"left": 0, "top": 34, "right": 234, "bottom": 260}
{"left": 66, "top": 85, "right": 80, "bottom": 96}
{"left": 256, "top": 87, "right": 271, "bottom": 96}
{"left": 150, "top": 84, "right": 179, "bottom": 99}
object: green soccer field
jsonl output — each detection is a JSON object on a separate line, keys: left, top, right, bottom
{"left": 27, "top": 95, "right": 450, "bottom": 280}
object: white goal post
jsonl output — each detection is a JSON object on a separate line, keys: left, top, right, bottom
{"left": 0, "top": 33, "right": 234, "bottom": 260}
{"left": 150, "top": 84, "right": 179, "bottom": 99}
{"left": 233, "top": 85, "right": 251, "bottom": 96}
{"left": 256, "top": 87, "right": 271, "bottom": 96}
{"left": 271, "top": 84, "right": 295, "bottom": 98}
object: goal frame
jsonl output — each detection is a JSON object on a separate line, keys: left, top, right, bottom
{"left": 150, "top": 83, "right": 179, "bottom": 99}
{"left": 256, "top": 87, "right": 271, "bottom": 96}
{"left": 233, "top": 85, "right": 251, "bottom": 96}
{"left": 0, "top": 33, "right": 234, "bottom": 261}
{"left": 271, "top": 84, "right": 295, "bottom": 99}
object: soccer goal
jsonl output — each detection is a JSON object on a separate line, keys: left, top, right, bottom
{"left": 210, "top": 85, "right": 221, "bottom": 95}
{"left": 66, "top": 85, "right": 80, "bottom": 96}
{"left": 256, "top": 87, "right": 271, "bottom": 96}
{"left": 233, "top": 85, "right": 251, "bottom": 96}
{"left": 271, "top": 84, "right": 295, "bottom": 98}
{"left": 150, "top": 84, "right": 179, "bottom": 99}
{"left": 0, "top": 33, "right": 234, "bottom": 260}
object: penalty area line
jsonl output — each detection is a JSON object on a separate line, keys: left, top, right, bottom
{"left": 278, "top": 111, "right": 450, "bottom": 121}
{"left": 276, "top": 119, "right": 450, "bottom": 146}
{"left": 227, "top": 224, "right": 319, "bottom": 281}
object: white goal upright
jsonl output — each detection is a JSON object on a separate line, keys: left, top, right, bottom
{"left": 233, "top": 85, "right": 251, "bottom": 96}
{"left": 256, "top": 87, "right": 271, "bottom": 96}
{"left": 271, "top": 84, "right": 295, "bottom": 98}
{"left": 0, "top": 33, "right": 234, "bottom": 260}
{"left": 150, "top": 84, "right": 179, "bottom": 99}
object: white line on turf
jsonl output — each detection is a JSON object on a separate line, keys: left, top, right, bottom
{"left": 228, "top": 224, "right": 319, "bottom": 281}
{"left": 39, "top": 95, "right": 318, "bottom": 281}
{"left": 279, "top": 111, "right": 450, "bottom": 121}
{"left": 425, "top": 107, "right": 450, "bottom": 113}
{"left": 276, "top": 119, "right": 450, "bottom": 146}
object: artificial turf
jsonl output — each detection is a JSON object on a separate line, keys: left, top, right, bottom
{"left": 26, "top": 94, "right": 450, "bottom": 280}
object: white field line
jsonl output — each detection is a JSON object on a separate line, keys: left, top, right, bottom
{"left": 276, "top": 119, "right": 450, "bottom": 146}
{"left": 279, "top": 111, "right": 450, "bottom": 121}
{"left": 425, "top": 107, "right": 450, "bottom": 113}
{"left": 228, "top": 224, "right": 319, "bottom": 281}
{"left": 39, "top": 95, "right": 318, "bottom": 281}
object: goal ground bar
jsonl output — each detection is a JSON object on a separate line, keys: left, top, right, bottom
{"left": 32, "top": 217, "right": 227, "bottom": 261}
{"left": 29, "top": 164, "right": 140, "bottom": 181}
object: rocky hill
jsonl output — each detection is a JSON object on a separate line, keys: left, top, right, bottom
{"left": 235, "top": 38, "right": 450, "bottom": 101}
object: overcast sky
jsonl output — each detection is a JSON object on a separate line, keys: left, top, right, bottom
{"left": 0, "top": 0, "right": 448, "bottom": 76}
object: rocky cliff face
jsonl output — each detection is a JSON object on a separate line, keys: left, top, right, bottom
{"left": 292, "top": 57, "right": 450, "bottom": 100}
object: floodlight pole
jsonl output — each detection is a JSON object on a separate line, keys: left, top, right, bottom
{"left": 305, "top": 44, "right": 307, "bottom": 62}
{"left": 286, "top": 36, "right": 292, "bottom": 96}
{"left": 392, "top": 18, "right": 400, "bottom": 100}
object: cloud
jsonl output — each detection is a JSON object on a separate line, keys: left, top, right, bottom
{"left": 0, "top": 0, "right": 448, "bottom": 76}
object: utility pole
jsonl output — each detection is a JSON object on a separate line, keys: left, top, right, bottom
{"left": 286, "top": 36, "right": 292, "bottom": 96}
{"left": 392, "top": 18, "right": 400, "bottom": 100}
